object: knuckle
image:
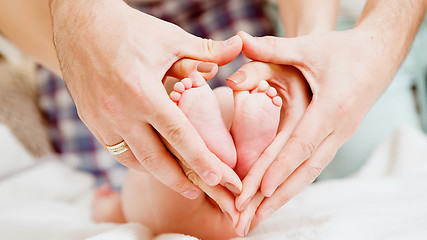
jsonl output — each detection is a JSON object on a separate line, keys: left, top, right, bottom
{"left": 244, "top": 169, "right": 258, "bottom": 180}
{"left": 263, "top": 36, "right": 278, "bottom": 62}
{"left": 289, "top": 136, "right": 316, "bottom": 160}
{"left": 244, "top": 171, "right": 263, "bottom": 189}
{"left": 277, "top": 191, "right": 291, "bottom": 205}
{"left": 76, "top": 108, "right": 88, "bottom": 124}
{"left": 306, "top": 165, "right": 323, "bottom": 181}
{"left": 273, "top": 154, "right": 292, "bottom": 174}
{"left": 169, "top": 177, "right": 189, "bottom": 192}
{"left": 137, "top": 150, "right": 159, "bottom": 169}
{"left": 185, "top": 169, "right": 199, "bottom": 186}
{"left": 163, "top": 121, "right": 189, "bottom": 146}
{"left": 187, "top": 151, "right": 208, "bottom": 169}
{"left": 76, "top": 104, "right": 101, "bottom": 126}
{"left": 278, "top": 162, "right": 294, "bottom": 179}
{"left": 260, "top": 148, "right": 276, "bottom": 162}
{"left": 322, "top": 151, "right": 336, "bottom": 166}
{"left": 201, "top": 38, "right": 215, "bottom": 55}
{"left": 100, "top": 94, "right": 122, "bottom": 117}
{"left": 264, "top": 36, "right": 277, "bottom": 49}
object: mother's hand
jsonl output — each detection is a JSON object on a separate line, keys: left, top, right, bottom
{"left": 230, "top": 28, "right": 398, "bottom": 223}
{"left": 49, "top": 0, "right": 243, "bottom": 199}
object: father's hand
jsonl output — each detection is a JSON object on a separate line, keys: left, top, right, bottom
{"left": 49, "top": 0, "right": 243, "bottom": 199}
{"left": 231, "top": 4, "right": 425, "bottom": 222}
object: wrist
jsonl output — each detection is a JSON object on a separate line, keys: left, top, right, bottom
{"left": 278, "top": 0, "right": 338, "bottom": 37}
{"left": 49, "top": 0, "right": 130, "bottom": 43}
{"left": 48, "top": 0, "right": 131, "bottom": 79}
{"left": 49, "top": 0, "right": 129, "bottom": 21}
{"left": 354, "top": 0, "right": 427, "bottom": 70}
{"left": 287, "top": 25, "right": 335, "bottom": 38}
{"left": 346, "top": 26, "right": 403, "bottom": 93}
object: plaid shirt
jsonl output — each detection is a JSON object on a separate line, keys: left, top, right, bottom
{"left": 37, "top": 0, "right": 274, "bottom": 189}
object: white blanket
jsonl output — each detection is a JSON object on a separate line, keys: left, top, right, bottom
{"left": 1, "top": 124, "right": 426, "bottom": 240}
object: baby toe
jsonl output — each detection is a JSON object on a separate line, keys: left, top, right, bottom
{"left": 170, "top": 91, "right": 182, "bottom": 102}
{"left": 267, "top": 87, "right": 277, "bottom": 98}
{"left": 272, "top": 96, "right": 283, "bottom": 107}
{"left": 189, "top": 71, "right": 207, "bottom": 87}
{"left": 181, "top": 78, "right": 192, "bottom": 89}
{"left": 174, "top": 82, "right": 186, "bottom": 93}
{"left": 256, "top": 80, "right": 269, "bottom": 93}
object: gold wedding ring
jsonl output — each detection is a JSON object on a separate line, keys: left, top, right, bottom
{"left": 105, "top": 140, "right": 129, "bottom": 155}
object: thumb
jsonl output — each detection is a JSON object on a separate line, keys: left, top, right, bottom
{"left": 238, "top": 31, "right": 307, "bottom": 66}
{"left": 177, "top": 33, "right": 243, "bottom": 66}
{"left": 167, "top": 58, "right": 219, "bottom": 81}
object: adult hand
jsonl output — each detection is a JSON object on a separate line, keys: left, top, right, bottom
{"left": 231, "top": 6, "right": 426, "bottom": 223}
{"left": 49, "top": 0, "right": 243, "bottom": 199}
{"left": 162, "top": 137, "right": 241, "bottom": 229}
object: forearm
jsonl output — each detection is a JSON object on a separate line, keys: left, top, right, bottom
{"left": 0, "top": 0, "right": 61, "bottom": 76}
{"left": 278, "top": 0, "right": 339, "bottom": 37}
{"left": 355, "top": 0, "right": 427, "bottom": 76}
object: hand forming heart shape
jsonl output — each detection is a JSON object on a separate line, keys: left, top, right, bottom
{"left": 167, "top": 49, "right": 311, "bottom": 236}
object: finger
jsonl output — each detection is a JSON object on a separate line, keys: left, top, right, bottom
{"left": 177, "top": 34, "right": 242, "bottom": 66}
{"left": 91, "top": 124, "right": 148, "bottom": 172}
{"left": 235, "top": 191, "right": 264, "bottom": 237}
{"left": 163, "top": 130, "right": 242, "bottom": 196}
{"left": 120, "top": 123, "right": 202, "bottom": 200}
{"left": 256, "top": 134, "right": 341, "bottom": 221}
{"left": 109, "top": 141, "right": 148, "bottom": 172}
{"left": 260, "top": 102, "right": 336, "bottom": 197}
{"left": 238, "top": 31, "right": 307, "bottom": 66}
{"left": 180, "top": 163, "right": 240, "bottom": 227}
{"left": 167, "top": 58, "right": 219, "bottom": 81}
{"left": 219, "top": 160, "right": 243, "bottom": 195}
{"left": 147, "top": 83, "right": 241, "bottom": 189}
{"left": 159, "top": 134, "right": 240, "bottom": 225}
{"left": 236, "top": 74, "right": 309, "bottom": 211}
{"left": 226, "top": 61, "right": 274, "bottom": 90}
{"left": 235, "top": 130, "right": 289, "bottom": 211}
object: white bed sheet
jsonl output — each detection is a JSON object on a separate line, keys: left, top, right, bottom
{"left": 0, "top": 125, "right": 426, "bottom": 240}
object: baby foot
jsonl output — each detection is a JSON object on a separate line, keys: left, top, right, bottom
{"left": 170, "top": 72, "right": 237, "bottom": 168}
{"left": 231, "top": 80, "right": 282, "bottom": 179}
{"left": 92, "top": 184, "right": 125, "bottom": 223}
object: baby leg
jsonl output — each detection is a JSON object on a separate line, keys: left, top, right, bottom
{"left": 121, "top": 169, "right": 238, "bottom": 240}
{"left": 92, "top": 184, "right": 126, "bottom": 223}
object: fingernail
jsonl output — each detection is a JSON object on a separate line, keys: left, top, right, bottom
{"left": 227, "top": 71, "right": 246, "bottom": 85}
{"left": 221, "top": 209, "right": 237, "bottom": 227}
{"left": 225, "top": 212, "right": 233, "bottom": 225}
{"left": 244, "top": 221, "right": 251, "bottom": 236}
{"left": 182, "top": 189, "right": 199, "bottom": 200}
{"left": 202, "top": 170, "right": 220, "bottom": 186}
{"left": 239, "top": 198, "right": 251, "bottom": 212}
{"left": 197, "top": 62, "right": 215, "bottom": 73}
{"left": 259, "top": 208, "right": 275, "bottom": 221}
{"left": 264, "top": 186, "right": 277, "bottom": 198}
{"left": 224, "top": 35, "right": 239, "bottom": 46}
{"left": 237, "top": 228, "right": 245, "bottom": 237}
{"left": 224, "top": 182, "right": 241, "bottom": 195}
